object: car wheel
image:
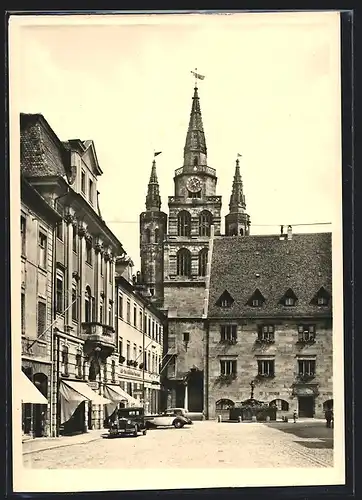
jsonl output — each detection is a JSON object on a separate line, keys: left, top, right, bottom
{"left": 133, "top": 426, "right": 138, "bottom": 437}
{"left": 173, "top": 420, "right": 184, "bottom": 429}
{"left": 142, "top": 429, "right": 147, "bottom": 435}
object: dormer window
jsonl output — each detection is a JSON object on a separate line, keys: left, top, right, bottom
{"left": 216, "top": 290, "right": 234, "bottom": 308}
{"left": 247, "top": 289, "right": 265, "bottom": 307}
{"left": 280, "top": 288, "right": 298, "bottom": 307}
{"left": 311, "top": 287, "right": 331, "bottom": 306}
{"left": 81, "top": 170, "right": 86, "bottom": 194}
{"left": 317, "top": 297, "right": 328, "bottom": 306}
{"left": 89, "top": 179, "right": 94, "bottom": 204}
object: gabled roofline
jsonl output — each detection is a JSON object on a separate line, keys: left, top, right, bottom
{"left": 25, "top": 175, "right": 124, "bottom": 253}
{"left": 20, "top": 113, "right": 70, "bottom": 171}
{"left": 67, "top": 139, "right": 103, "bottom": 176}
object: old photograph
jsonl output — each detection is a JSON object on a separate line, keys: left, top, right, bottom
{"left": 10, "top": 11, "right": 344, "bottom": 492}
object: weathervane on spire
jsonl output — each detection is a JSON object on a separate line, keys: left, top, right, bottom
{"left": 190, "top": 68, "right": 205, "bottom": 88}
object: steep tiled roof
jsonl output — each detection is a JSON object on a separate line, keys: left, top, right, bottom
{"left": 20, "top": 113, "right": 70, "bottom": 178}
{"left": 208, "top": 233, "right": 332, "bottom": 318}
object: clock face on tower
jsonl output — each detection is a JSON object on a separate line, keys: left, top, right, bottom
{"left": 187, "top": 176, "right": 202, "bottom": 193}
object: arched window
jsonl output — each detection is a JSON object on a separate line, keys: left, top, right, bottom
{"left": 177, "top": 211, "right": 191, "bottom": 237}
{"left": 72, "top": 279, "right": 78, "bottom": 322}
{"left": 199, "top": 210, "right": 213, "bottom": 236}
{"left": 76, "top": 352, "right": 82, "bottom": 378}
{"left": 85, "top": 286, "right": 92, "bottom": 323}
{"left": 216, "top": 399, "right": 235, "bottom": 410}
{"left": 269, "top": 399, "right": 289, "bottom": 411}
{"left": 155, "top": 228, "right": 160, "bottom": 243}
{"left": 323, "top": 399, "right": 333, "bottom": 411}
{"left": 240, "top": 228, "right": 244, "bottom": 236}
{"left": 61, "top": 345, "right": 69, "bottom": 377}
{"left": 99, "top": 296, "right": 104, "bottom": 323}
{"left": 177, "top": 248, "right": 192, "bottom": 277}
{"left": 193, "top": 157, "right": 198, "bottom": 166}
{"left": 198, "top": 248, "right": 208, "bottom": 276}
{"left": 145, "top": 228, "right": 151, "bottom": 243}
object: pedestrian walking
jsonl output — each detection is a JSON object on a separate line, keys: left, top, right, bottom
{"left": 293, "top": 410, "right": 298, "bottom": 423}
{"left": 325, "top": 408, "right": 332, "bottom": 428}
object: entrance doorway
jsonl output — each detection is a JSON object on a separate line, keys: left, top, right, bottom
{"left": 298, "top": 396, "right": 314, "bottom": 417}
{"left": 33, "top": 373, "right": 48, "bottom": 437}
{"left": 187, "top": 370, "right": 203, "bottom": 412}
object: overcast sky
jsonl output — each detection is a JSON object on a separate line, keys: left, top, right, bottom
{"left": 11, "top": 12, "right": 341, "bottom": 270}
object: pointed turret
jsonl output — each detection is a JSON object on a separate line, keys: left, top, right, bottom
{"left": 146, "top": 160, "right": 161, "bottom": 211}
{"left": 140, "top": 157, "right": 167, "bottom": 306}
{"left": 183, "top": 87, "right": 207, "bottom": 168}
{"left": 229, "top": 158, "right": 246, "bottom": 212}
{"left": 225, "top": 157, "right": 250, "bottom": 237}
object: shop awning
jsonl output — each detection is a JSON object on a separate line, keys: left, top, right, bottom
{"left": 104, "top": 384, "right": 139, "bottom": 406}
{"left": 59, "top": 380, "right": 111, "bottom": 405}
{"left": 21, "top": 371, "right": 48, "bottom": 404}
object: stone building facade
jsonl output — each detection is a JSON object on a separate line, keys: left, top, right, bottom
{"left": 21, "top": 176, "right": 61, "bottom": 438}
{"left": 206, "top": 233, "right": 333, "bottom": 419}
{"left": 20, "top": 114, "right": 125, "bottom": 436}
{"left": 115, "top": 262, "right": 164, "bottom": 415}
{"left": 139, "top": 85, "right": 333, "bottom": 418}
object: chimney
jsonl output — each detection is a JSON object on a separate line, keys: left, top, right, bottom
{"left": 287, "top": 225, "right": 292, "bottom": 240}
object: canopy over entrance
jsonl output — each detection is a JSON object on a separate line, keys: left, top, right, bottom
{"left": 104, "top": 384, "right": 139, "bottom": 406}
{"left": 59, "top": 380, "right": 111, "bottom": 424}
{"left": 21, "top": 371, "right": 48, "bottom": 404}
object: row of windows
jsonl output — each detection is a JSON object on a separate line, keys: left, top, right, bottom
{"left": 22, "top": 216, "right": 111, "bottom": 281}
{"left": 60, "top": 347, "right": 117, "bottom": 382}
{"left": 218, "top": 324, "right": 318, "bottom": 343}
{"left": 219, "top": 359, "right": 316, "bottom": 378}
{"left": 117, "top": 294, "right": 163, "bottom": 343}
{"left": 56, "top": 279, "right": 113, "bottom": 326}
{"left": 177, "top": 210, "right": 213, "bottom": 237}
{"left": 118, "top": 339, "right": 161, "bottom": 373}
{"left": 176, "top": 248, "right": 208, "bottom": 277}
{"left": 217, "top": 288, "right": 330, "bottom": 308}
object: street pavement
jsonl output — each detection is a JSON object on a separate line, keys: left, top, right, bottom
{"left": 23, "top": 420, "right": 333, "bottom": 469}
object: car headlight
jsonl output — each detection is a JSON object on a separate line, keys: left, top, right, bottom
{"left": 127, "top": 420, "right": 132, "bottom": 425}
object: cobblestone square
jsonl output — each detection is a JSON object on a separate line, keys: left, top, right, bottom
{"left": 23, "top": 420, "right": 333, "bottom": 469}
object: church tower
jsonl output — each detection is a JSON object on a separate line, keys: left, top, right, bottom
{"left": 225, "top": 157, "right": 251, "bottom": 236}
{"left": 162, "top": 84, "right": 222, "bottom": 413}
{"left": 140, "top": 158, "right": 167, "bottom": 305}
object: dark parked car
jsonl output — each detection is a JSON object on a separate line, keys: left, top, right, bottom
{"left": 108, "top": 407, "right": 147, "bottom": 437}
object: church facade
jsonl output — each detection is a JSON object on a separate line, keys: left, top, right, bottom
{"left": 140, "top": 86, "right": 333, "bottom": 419}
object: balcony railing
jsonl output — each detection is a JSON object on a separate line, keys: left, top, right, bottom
{"left": 80, "top": 322, "right": 116, "bottom": 358}
{"left": 168, "top": 195, "right": 222, "bottom": 204}
{"left": 174, "top": 166, "right": 216, "bottom": 177}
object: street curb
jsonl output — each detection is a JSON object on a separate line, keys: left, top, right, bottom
{"left": 23, "top": 436, "right": 103, "bottom": 456}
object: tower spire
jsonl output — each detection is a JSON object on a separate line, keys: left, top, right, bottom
{"left": 183, "top": 86, "right": 207, "bottom": 168}
{"left": 225, "top": 156, "right": 250, "bottom": 236}
{"left": 229, "top": 157, "right": 246, "bottom": 212}
{"left": 145, "top": 159, "right": 161, "bottom": 211}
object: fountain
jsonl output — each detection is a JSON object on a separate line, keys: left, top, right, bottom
{"left": 229, "top": 381, "right": 277, "bottom": 422}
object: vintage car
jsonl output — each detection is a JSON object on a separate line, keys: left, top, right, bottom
{"left": 108, "top": 407, "right": 147, "bottom": 437}
{"left": 145, "top": 408, "right": 192, "bottom": 429}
